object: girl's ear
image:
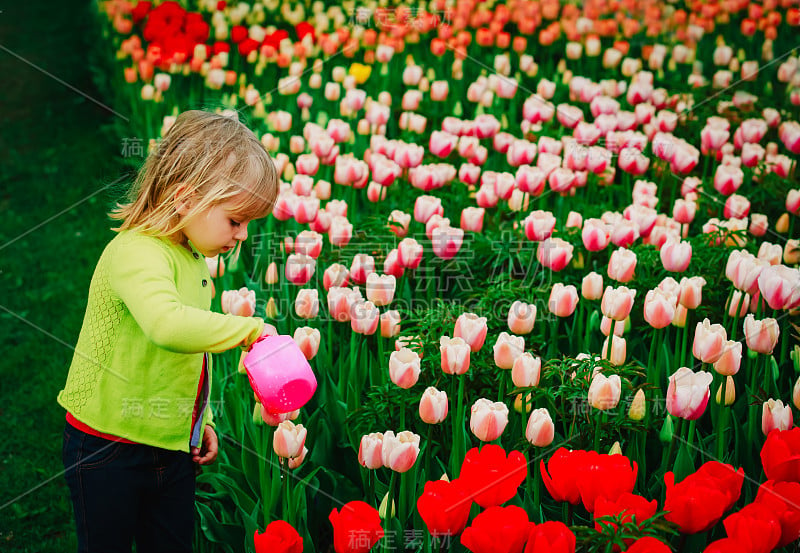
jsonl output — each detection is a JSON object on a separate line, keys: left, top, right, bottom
{"left": 173, "top": 183, "right": 195, "bottom": 216}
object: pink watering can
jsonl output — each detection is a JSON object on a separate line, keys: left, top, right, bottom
{"left": 243, "top": 335, "right": 317, "bottom": 414}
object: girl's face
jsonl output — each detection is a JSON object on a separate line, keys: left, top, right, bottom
{"left": 179, "top": 199, "right": 251, "bottom": 258}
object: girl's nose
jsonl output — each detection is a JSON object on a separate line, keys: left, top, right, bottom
{"left": 235, "top": 224, "right": 248, "bottom": 241}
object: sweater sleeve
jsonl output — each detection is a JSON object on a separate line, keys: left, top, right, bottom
{"left": 108, "top": 236, "right": 265, "bottom": 354}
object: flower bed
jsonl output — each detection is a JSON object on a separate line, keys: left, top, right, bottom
{"left": 96, "top": 0, "right": 800, "bottom": 551}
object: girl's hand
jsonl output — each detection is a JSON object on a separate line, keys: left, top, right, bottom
{"left": 191, "top": 425, "right": 218, "bottom": 465}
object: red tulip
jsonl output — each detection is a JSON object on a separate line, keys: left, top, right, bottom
{"left": 755, "top": 480, "right": 800, "bottom": 547}
{"left": 723, "top": 502, "right": 781, "bottom": 553}
{"left": 416, "top": 478, "right": 472, "bottom": 537}
{"left": 625, "top": 537, "right": 671, "bottom": 553}
{"left": 541, "top": 448, "right": 590, "bottom": 505}
{"left": 693, "top": 461, "right": 745, "bottom": 511}
{"left": 575, "top": 452, "right": 638, "bottom": 513}
{"left": 594, "top": 493, "right": 658, "bottom": 533}
{"left": 458, "top": 444, "right": 527, "bottom": 508}
{"left": 703, "top": 538, "right": 746, "bottom": 552}
{"left": 460, "top": 505, "right": 532, "bottom": 553}
{"left": 523, "top": 521, "right": 575, "bottom": 553}
{"left": 329, "top": 501, "right": 384, "bottom": 553}
{"left": 761, "top": 428, "right": 800, "bottom": 483}
{"left": 254, "top": 520, "right": 303, "bottom": 553}
{"left": 663, "top": 465, "right": 740, "bottom": 534}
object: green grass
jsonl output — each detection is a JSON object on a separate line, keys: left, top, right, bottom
{"left": 0, "top": 1, "right": 129, "bottom": 550}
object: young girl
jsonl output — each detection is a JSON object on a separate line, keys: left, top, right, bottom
{"left": 58, "top": 110, "right": 279, "bottom": 552}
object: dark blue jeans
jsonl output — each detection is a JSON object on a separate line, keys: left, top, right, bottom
{"left": 62, "top": 423, "right": 195, "bottom": 553}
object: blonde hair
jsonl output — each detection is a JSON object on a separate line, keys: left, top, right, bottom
{"left": 111, "top": 110, "right": 278, "bottom": 241}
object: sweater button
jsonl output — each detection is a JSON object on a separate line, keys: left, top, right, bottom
{"left": 202, "top": 279, "right": 208, "bottom": 287}
{"left": 193, "top": 252, "right": 200, "bottom": 259}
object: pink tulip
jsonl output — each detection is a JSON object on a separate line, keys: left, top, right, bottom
{"left": 726, "top": 250, "right": 767, "bottom": 294}
{"left": 327, "top": 287, "right": 351, "bottom": 322}
{"left": 419, "top": 387, "right": 448, "bottom": 424}
{"left": 323, "top": 263, "right": 349, "bottom": 291}
{"left": 624, "top": 204, "right": 658, "bottom": 238}
{"left": 516, "top": 165, "right": 546, "bottom": 196}
{"left": 713, "top": 341, "right": 742, "bottom": 376}
{"left": 762, "top": 399, "right": 793, "bottom": 435}
{"left": 349, "top": 254, "right": 375, "bottom": 286}
{"left": 537, "top": 238, "right": 574, "bottom": 271}
{"left": 429, "top": 131, "right": 458, "bottom": 158}
{"left": 723, "top": 194, "right": 750, "bottom": 219}
{"left": 618, "top": 147, "right": 650, "bottom": 175}
{"left": 582, "top": 272, "right": 604, "bottom": 300}
{"left": 461, "top": 207, "right": 485, "bottom": 233}
{"left": 549, "top": 283, "right": 579, "bottom": 317}
{"left": 526, "top": 408, "right": 555, "bottom": 447}
{"left": 744, "top": 315, "right": 780, "bottom": 355}
{"left": 512, "top": 353, "right": 541, "bottom": 388}
{"left": 582, "top": 219, "right": 611, "bottom": 251}
{"left": 469, "top": 398, "right": 509, "bottom": 442}
{"left": 588, "top": 372, "right": 622, "bottom": 410}
{"left": 524, "top": 210, "right": 557, "bottom": 241}
{"left": 292, "top": 175, "right": 315, "bottom": 197}
{"left": 397, "top": 238, "right": 424, "bottom": 269}
{"left": 548, "top": 168, "right": 576, "bottom": 193}
{"left": 693, "top": 318, "right": 727, "bottom": 363}
{"left": 757, "top": 242, "right": 783, "bottom": 265}
{"left": 660, "top": 239, "right": 692, "bottom": 272}
{"left": 389, "top": 347, "right": 421, "bottom": 388}
{"left": 383, "top": 249, "right": 404, "bottom": 279}
{"left": 713, "top": 164, "right": 744, "bottom": 196}
{"left": 440, "top": 336, "right": 471, "bottom": 375}
{"left": 328, "top": 216, "right": 353, "bottom": 247}
{"left": 371, "top": 154, "right": 401, "bottom": 186}
{"left": 610, "top": 219, "right": 640, "bottom": 248}
{"left": 458, "top": 163, "right": 481, "bottom": 185}
{"left": 454, "top": 313, "right": 488, "bottom": 352}
{"left": 493, "top": 332, "right": 525, "bottom": 370}
{"left": 351, "top": 300, "right": 380, "bottom": 335}
{"left": 601, "top": 286, "right": 636, "bottom": 321}
{"left": 644, "top": 288, "right": 677, "bottom": 329}
{"left": 387, "top": 210, "right": 411, "bottom": 238}
{"left": 607, "top": 248, "right": 637, "bottom": 283}
{"left": 273, "top": 420, "right": 307, "bottom": 459}
{"left": 381, "top": 430, "right": 420, "bottom": 473}
{"left": 492, "top": 172, "right": 516, "bottom": 200}
{"left": 294, "top": 289, "right": 319, "bottom": 319}
{"left": 365, "top": 273, "right": 396, "bottom": 307}
{"left": 779, "top": 121, "right": 800, "bottom": 153}
{"left": 294, "top": 230, "right": 323, "bottom": 259}
{"left": 221, "top": 287, "right": 256, "bottom": 317}
{"left": 673, "top": 199, "right": 697, "bottom": 224}
{"left": 678, "top": 276, "right": 706, "bottom": 309}
{"left": 666, "top": 367, "right": 713, "bottom": 420}
{"left": 758, "top": 265, "right": 800, "bottom": 310}
{"left": 432, "top": 226, "right": 464, "bottom": 260}
{"left": 787, "top": 189, "right": 800, "bottom": 214}
{"left": 273, "top": 193, "right": 297, "bottom": 221}
{"left": 413, "top": 195, "right": 443, "bottom": 224}
{"left": 508, "top": 301, "right": 536, "bottom": 335}
{"left": 726, "top": 290, "right": 750, "bottom": 318}
{"left": 310, "top": 210, "right": 332, "bottom": 233}
{"left": 566, "top": 211, "right": 583, "bottom": 229}
{"left": 367, "top": 181, "right": 386, "bottom": 203}
{"left": 380, "top": 309, "right": 400, "bottom": 338}
{"left": 260, "top": 407, "right": 297, "bottom": 427}
{"left": 292, "top": 326, "right": 320, "bottom": 361}
{"left": 507, "top": 139, "right": 536, "bottom": 167}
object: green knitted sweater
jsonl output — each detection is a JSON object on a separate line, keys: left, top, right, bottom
{"left": 58, "top": 231, "right": 264, "bottom": 452}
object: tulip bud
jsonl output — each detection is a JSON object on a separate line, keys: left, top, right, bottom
{"left": 511, "top": 353, "right": 541, "bottom": 388}
{"left": 608, "top": 441, "right": 623, "bottom": 455}
{"left": 253, "top": 402, "right": 264, "bottom": 425}
{"left": 776, "top": 212, "right": 790, "bottom": 233}
{"left": 288, "top": 446, "right": 308, "bottom": 469}
{"left": 601, "top": 335, "right": 627, "bottom": 366}
{"left": 507, "top": 300, "right": 536, "bottom": 335}
{"left": 793, "top": 375, "right": 800, "bottom": 410}
{"left": 265, "top": 297, "right": 279, "bottom": 319}
{"left": 582, "top": 272, "right": 604, "bottom": 300}
{"left": 265, "top": 261, "right": 279, "bottom": 284}
{"left": 526, "top": 408, "right": 555, "bottom": 447}
{"left": 293, "top": 326, "right": 321, "bottom": 360}
{"left": 514, "top": 392, "right": 533, "bottom": 414}
{"left": 380, "top": 310, "right": 401, "bottom": 338}
{"left": 454, "top": 313, "right": 488, "bottom": 352}
{"left": 358, "top": 433, "right": 384, "bottom": 469}
{"left": 715, "top": 376, "right": 736, "bottom": 406}
{"left": 295, "top": 288, "right": 319, "bottom": 319}
{"left": 628, "top": 389, "right": 646, "bottom": 420}
{"left": 238, "top": 350, "right": 248, "bottom": 374}
{"left": 659, "top": 415, "right": 674, "bottom": 443}
{"left": 744, "top": 314, "right": 780, "bottom": 355}
{"left": 379, "top": 492, "right": 396, "bottom": 519}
